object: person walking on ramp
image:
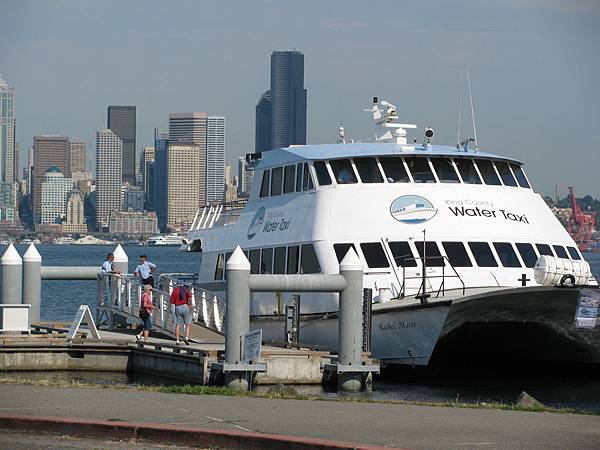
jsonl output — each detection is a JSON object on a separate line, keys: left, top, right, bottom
{"left": 170, "top": 282, "right": 192, "bottom": 345}
{"left": 136, "top": 284, "right": 155, "bottom": 342}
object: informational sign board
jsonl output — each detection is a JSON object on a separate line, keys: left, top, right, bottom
{"left": 574, "top": 289, "right": 600, "bottom": 330}
{"left": 67, "top": 305, "right": 100, "bottom": 340}
{"left": 0, "top": 305, "right": 31, "bottom": 333}
{"left": 241, "top": 329, "right": 262, "bottom": 363}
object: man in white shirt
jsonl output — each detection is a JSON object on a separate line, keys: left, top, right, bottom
{"left": 134, "top": 254, "right": 157, "bottom": 288}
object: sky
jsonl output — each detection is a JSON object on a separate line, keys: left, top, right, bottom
{"left": 1, "top": 0, "right": 599, "bottom": 198}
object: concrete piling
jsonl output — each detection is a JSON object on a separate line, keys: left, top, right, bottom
{"left": 224, "top": 246, "right": 251, "bottom": 390}
{"left": 337, "top": 248, "right": 366, "bottom": 391}
{"left": 22, "top": 244, "right": 42, "bottom": 322}
{"left": 1, "top": 244, "right": 23, "bottom": 306}
{"left": 112, "top": 244, "right": 128, "bottom": 274}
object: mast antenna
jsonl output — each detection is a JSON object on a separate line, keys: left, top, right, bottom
{"left": 467, "top": 68, "right": 478, "bottom": 151}
{"left": 457, "top": 67, "right": 464, "bottom": 147}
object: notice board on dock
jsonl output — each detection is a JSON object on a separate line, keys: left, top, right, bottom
{"left": 574, "top": 289, "right": 600, "bottom": 330}
{"left": 241, "top": 329, "right": 262, "bottom": 363}
{"left": 67, "top": 305, "right": 100, "bottom": 341}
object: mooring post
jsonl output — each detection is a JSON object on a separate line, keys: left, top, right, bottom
{"left": 338, "top": 248, "right": 365, "bottom": 391}
{"left": 1, "top": 244, "right": 23, "bottom": 306}
{"left": 112, "top": 244, "right": 128, "bottom": 275}
{"left": 224, "top": 246, "right": 251, "bottom": 390}
{"left": 22, "top": 244, "right": 41, "bottom": 323}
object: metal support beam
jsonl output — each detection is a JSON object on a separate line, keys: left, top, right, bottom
{"left": 41, "top": 266, "right": 100, "bottom": 280}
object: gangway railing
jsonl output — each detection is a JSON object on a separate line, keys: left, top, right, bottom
{"left": 190, "top": 199, "right": 248, "bottom": 231}
{"left": 399, "top": 255, "right": 466, "bottom": 301}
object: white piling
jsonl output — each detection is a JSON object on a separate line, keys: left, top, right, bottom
{"left": 1, "top": 244, "right": 23, "bottom": 305}
{"left": 112, "top": 244, "right": 129, "bottom": 274}
{"left": 22, "top": 244, "right": 41, "bottom": 322}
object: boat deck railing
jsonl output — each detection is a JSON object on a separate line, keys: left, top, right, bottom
{"left": 398, "top": 255, "right": 466, "bottom": 301}
{"left": 189, "top": 199, "right": 248, "bottom": 231}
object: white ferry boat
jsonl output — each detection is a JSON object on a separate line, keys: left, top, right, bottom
{"left": 185, "top": 99, "right": 599, "bottom": 367}
{"left": 147, "top": 234, "right": 184, "bottom": 246}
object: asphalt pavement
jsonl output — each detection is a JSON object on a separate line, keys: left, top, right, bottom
{"left": 0, "top": 384, "right": 599, "bottom": 449}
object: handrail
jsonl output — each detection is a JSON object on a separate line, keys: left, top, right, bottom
{"left": 399, "top": 255, "right": 465, "bottom": 300}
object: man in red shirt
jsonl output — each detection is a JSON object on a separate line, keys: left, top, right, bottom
{"left": 170, "top": 283, "right": 192, "bottom": 345}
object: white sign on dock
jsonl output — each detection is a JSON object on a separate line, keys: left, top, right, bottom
{"left": 241, "top": 329, "right": 262, "bottom": 363}
{"left": 574, "top": 289, "right": 600, "bottom": 330}
{"left": 67, "top": 305, "right": 100, "bottom": 341}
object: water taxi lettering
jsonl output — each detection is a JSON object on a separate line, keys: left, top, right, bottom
{"left": 262, "top": 218, "right": 292, "bottom": 233}
{"left": 448, "top": 206, "right": 529, "bottom": 224}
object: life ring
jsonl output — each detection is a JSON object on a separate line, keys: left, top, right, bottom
{"left": 559, "top": 274, "right": 576, "bottom": 287}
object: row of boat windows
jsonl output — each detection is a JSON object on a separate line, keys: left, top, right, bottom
{"left": 213, "top": 244, "right": 321, "bottom": 280}
{"left": 258, "top": 157, "right": 530, "bottom": 198}
{"left": 335, "top": 241, "right": 582, "bottom": 270}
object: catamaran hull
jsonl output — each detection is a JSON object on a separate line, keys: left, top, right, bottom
{"left": 250, "top": 286, "right": 600, "bottom": 367}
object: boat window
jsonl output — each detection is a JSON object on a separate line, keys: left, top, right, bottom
{"left": 414, "top": 241, "right": 444, "bottom": 267}
{"left": 330, "top": 159, "right": 358, "bottom": 184}
{"left": 455, "top": 159, "right": 482, "bottom": 184}
{"left": 300, "top": 244, "right": 321, "bottom": 274}
{"left": 273, "top": 246, "right": 287, "bottom": 274}
{"left": 287, "top": 245, "right": 299, "bottom": 274}
{"left": 405, "top": 157, "right": 436, "bottom": 183}
{"left": 270, "top": 167, "right": 283, "bottom": 196}
{"left": 303, "top": 163, "right": 314, "bottom": 190}
{"left": 442, "top": 242, "right": 472, "bottom": 267}
{"left": 567, "top": 246, "right": 581, "bottom": 260}
{"left": 495, "top": 162, "right": 518, "bottom": 187}
{"left": 510, "top": 164, "right": 530, "bottom": 189}
{"left": 249, "top": 249, "right": 260, "bottom": 274}
{"left": 475, "top": 160, "right": 501, "bottom": 185}
{"left": 553, "top": 245, "right": 568, "bottom": 259}
{"left": 295, "top": 163, "right": 303, "bottom": 192}
{"left": 354, "top": 158, "right": 383, "bottom": 183}
{"left": 284, "top": 165, "right": 296, "bottom": 194}
{"left": 260, "top": 170, "right": 270, "bottom": 197}
{"left": 535, "top": 243, "right": 553, "bottom": 256}
{"left": 261, "top": 248, "right": 273, "bottom": 274}
{"left": 360, "top": 242, "right": 389, "bottom": 268}
{"left": 333, "top": 243, "right": 357, "bottom": 263}
{"left": 468, "top": 242, "right": 498, "bottom": 267}
{"left": 515, "top": 243, "right": 537, "bottom": 268}
{"left": 214, "top": 254, "right": 224, "bottom": 280}
{"left": 431, "top": 158, "right": 460, "bottom": 183}
{"left": 313, "top": 161, "right": 332, "bottom": 186}
{"left": 388, "top": 241, "right": 417, "bottom": 267}
{"left": 493, "top": 242, "right": 521, "bottom": 267}
{"left": 380, "top": 157, "right": 410, "bottom": 183}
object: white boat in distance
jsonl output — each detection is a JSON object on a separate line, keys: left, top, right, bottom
{"left": 147, "top": 234, "right": 184, "bottom": 246}
{"left": 184, "top": 98, "right": 599, "bottom": 368}
{"left": 72, "top": 235, "right": 114, "bottom": 245}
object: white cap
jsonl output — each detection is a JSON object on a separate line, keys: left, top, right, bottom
{"left": 1, "top": 244, "right": 22, "bottom": 266}
{"left": 112, "top": 244, "right": 128, "bottom": 262}
{"left": 226, "top": 246, "right": 250, "bottom": 271}
{"left": 23, "top": 243, "right": 42, "bottom": 263}
{"left": 339, "top": 247, "right": 363, "bottom": 271}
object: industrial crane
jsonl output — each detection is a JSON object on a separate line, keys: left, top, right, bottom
{"left": 567, "top": 186, "right": 597, "bottom": 251}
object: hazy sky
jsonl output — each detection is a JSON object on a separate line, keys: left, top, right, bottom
{"left": 1, "top": 0, "right": 599, "bottom": 198}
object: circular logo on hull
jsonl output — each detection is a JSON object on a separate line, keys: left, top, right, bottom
{"left": 390, "top": 195, "right": 437, "bottom": 224}
{"left": 247, "top": 207, "right": 265, "bottom": 239}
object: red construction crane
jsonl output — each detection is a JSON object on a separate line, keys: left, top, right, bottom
{"left": 567, "top": 186, "right": 596, "bottom": 251}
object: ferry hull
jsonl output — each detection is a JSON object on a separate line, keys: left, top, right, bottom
{"left": 250, "top": 286, "right": 600, "bottom": 367}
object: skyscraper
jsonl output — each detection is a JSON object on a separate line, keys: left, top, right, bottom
{"left": 69, "top": 138, "right": 87, "bottom": 173}
{"left": 62, "top": 190, "right": 87, "bottom": 234}
{"left": 270, "top": 50, "right": 307, "bottom": 149}
{"left": 107, "top": 106, "right": 136, "bottom": 185}
{"left": 237, "top": 156, "right": 254, "bottom": 196}
{"left": 40, "top": 167, "right": 72, "bottom": 224}
{"left": 255, "top": 91, "right": 272, "bottom": 153}
{"left": 33, "top": 136, "right": 70, "bottom": 223}
{"left": 153, "top": 128, "right": 169, "bottom": 230}
{"left": 206, "top": 116, "right": 225, "bottom": 204}
{"left": 167, "top": 142, "right": 202, "bottom": 231}
{"left": 96, "top": 129, "right": 123, "bottom": 230}
{"left": 0, "top": 75, "right": 16, "bottom": 182}
{"left": 141, "top": 146, "right": 155, "bottom": 209}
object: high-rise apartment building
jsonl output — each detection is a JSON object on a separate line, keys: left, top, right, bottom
{"left": 0, "top": 75, "right": 16, "bottom": 183}
{"left": 40, "top": 167, "right": 73, "bottom": 224}
{"left": 32, "top": 136, "right": 70, "bottom": 222}
{"left": 237, "top": 156, "right": 254, "bottom": 196}
{"left": 166, "top": 142, "right": 201, "bottom": 231}
{"left": 62, "top": 190, "right": 87, "bottom": 234}
{"left": 0, "top": 182, "right": 18, "bottom": 222}
{"left": 255, "top": 91, "right": 272, "bottom": 153}
{"left": 69, "top": 139, "right": 87, "bottom": 173}
{"left": 153, "top": 128, "right": 169, "bottom": 230}
{"left": 141, "top": 146, "right": 155, "bottom": 209}
{"left": 96, "top": 129, "right": 123, "bottom": 230}
{"left": 270, "top": 50, "right": 306, "bottom": 149}
{"left": 107, "top": 106, "right": 136, "bottom": 185}
{"left": 206, "top": 116, "right": 225, "bottom": 204}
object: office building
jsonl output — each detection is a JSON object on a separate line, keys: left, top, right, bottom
{"left": 32, "top": 135, "right": 70, "bottom": 222}
{"left": 96, "top": 129, "right": 123, "bottom": 230}
{"left": 153, "top": 128, "right": 169, "bottom": 230}
{"left": 0, "top": 75, "right": 16, "bottom": 183}
{"left": 69, "top": 138, "right": 87, "bottom": 173}
{"left": 167, "top": 142, "right": 201, "bottom": 231}
{"left": 107, "top": 106, "right": 136, "bottom": 185}
{"left": 270, "top": 50, "right": 307, "bottom": 149}
{"left": 109, "top": 210, "right": 157, "bottom": 235}
{"left": 62, "top": 190, "right": 87, "bottom": 234}
{"left": 0, "top": 181, "right": 18, "bottom": 222}
{"left": 40, "top": 167, "right": 73, "bottom": 224}
{"left": 141, "top": 146, "right": 155, "bottom": 209}
{"left": 123, "top": 184, "right": 144, "bottom": 211}
{"left": 206, "top": 116, "right": 225, "bottom": 204}
{"left": 237, "top": 156, "right": 254, "bottom": 196}
{"left": 255, "top": 91, "right": 272, "bottom": 153}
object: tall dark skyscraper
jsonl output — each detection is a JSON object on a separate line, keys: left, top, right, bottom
{"left": 255, "top": 91, "right": 271, "bottom": 153}
{"left": 153, "top": 128, "right": 169, "bottom": 231}
{"left": 270, "top": 50, "right": 306, "bottom": 149}
{"left": 107, "top": 105, "right": 136, "bottom": 185}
